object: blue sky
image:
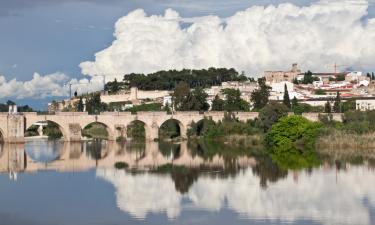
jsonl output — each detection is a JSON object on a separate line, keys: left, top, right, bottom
{"left": 0, "top": 0, "right": 374, "bottom": 109}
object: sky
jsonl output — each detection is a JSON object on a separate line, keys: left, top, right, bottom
{"left": 0, "top": 0, "right": 375, "bottom": 110}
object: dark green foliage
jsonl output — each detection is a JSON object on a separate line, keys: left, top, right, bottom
{"left": 293, "top": 103, "right": 324, "bottom": 115}
{"left": 265, "top": 116, "right": 322, "bottom": 170}
{"left": 315, "top": 89, "right": 326, "bottom": 95}
{"left": 211, "top": 95, "right": 225, "bottom": 111}
{"left": 85, "top": 92, "right": 108, "bottom": 115}
{"left": 324, "top": 100, "right": 332, "bottom": 113}
{"left": 44, "top": 121, "right": 63, "bottom": 139}
{"left": 336, "top": 74, "right": 346, "bottom": 81}
{"left": 221, "top": 88, "right": 250, "bottom": 111}
{"left": 76, "top": 97, "right": 84, "bottom": 112}
{"left": 302, "top": 71, "right": 319, "bottom": 84}
{"left": 0, "top": 101, "right": 33, "bottom": 112}
{"left": 127, "top": 103, "right": 163, "bottom": 113}
{"left": 127, "top": 121, "right": 146, "bottom": 140}
{"left": 341, "top": 110, "right": 375, "bottom": 134}
{"left": 283, "top": 84, "right": 291, "bottom": 109}
{"left": 123, "top": 68, "right": 247, "bottom": 91}
{"left": 191, "top": 87, "right": 210, "bottom": 111}
{"left": 257, "top": 102, "right": 289, "bottom": 132}
{"left": 172, "top": 81, "right": 190, "bottom": 110}
{"left": 172, "top": 82, "right": 209, "bottom": 111}
{"left": 333, "top": 91, "right": 341, "bottom": 113}
{"left": 159, "top": 120, "right": 181, "bottom": 139}
{"left": 251, "top": 77, "right": 271, "bottom": 110}
{"left": 188, "top": 113, "right": 262, "bottom": 139}
{"left": 105, "top": 78, "right": 124, "bottom": 93}
{"left": 341, "top": 100, "right": 356, "bottom": 112}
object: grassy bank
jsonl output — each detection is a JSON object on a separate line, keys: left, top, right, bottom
{"left": 316, "top": 130, "right": 375, "bottom": 159}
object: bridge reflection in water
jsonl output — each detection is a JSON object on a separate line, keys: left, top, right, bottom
{"left": 1, "top": 140, "right": 375, "bottom": 225}
{"left": 0, "top": 140, "right": 256, "bottom": 175}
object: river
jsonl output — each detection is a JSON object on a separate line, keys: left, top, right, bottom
{"left": 0, "top": 139, "right": 374, "bottom": 225}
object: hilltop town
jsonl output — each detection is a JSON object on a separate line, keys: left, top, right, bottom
{"left": 48, "top": 64, "right": 375, "bottom": 113}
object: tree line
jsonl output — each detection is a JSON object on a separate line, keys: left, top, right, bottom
{"left": 0, "top": 100, "right": 33, "bottom": 112}
{"left": 104, "top": 68, "right": 250, "bottom": 93}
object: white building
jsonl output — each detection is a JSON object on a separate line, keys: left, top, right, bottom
{"left": 356, "top": 99, "right": 375, "bottom": 111}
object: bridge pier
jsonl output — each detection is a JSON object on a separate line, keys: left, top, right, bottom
{"left": 2, "top": 115, "right": 25, "bottom": 143}
{"left": 146, "top": 122, "right": 159, "bottom": 141}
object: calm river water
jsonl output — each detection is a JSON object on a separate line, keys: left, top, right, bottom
{"left": 0, "top": 139, "right": 374, "bottom": 225}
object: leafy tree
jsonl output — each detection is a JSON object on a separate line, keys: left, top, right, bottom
{"left": 333, "top": 91, "right": 341, "bottom": 113}
{"left": 191, "top": 87, "right": 209, "bottom": 111}
{"left": 315, "top": 89, "right": 326, "bottom": 95}
{"left": 251, "top": 77, "right": 271, "bottom": 110}
{"left": 172, "top": 82, "right": 209, "bottom": 111}
{"left": 342, "top": 99, "right": 356, "bottom": 112}
{"left": 257, "top": 102, "right": 289, "bottom": 132}
{"left": 105, "top": 78, "right": 123, "bottom": 93}
{"left": 85, "top": 93, "right": 107, "bottom": 115}
{"left": 302, "top": 71, "right": 319, "bottom": 84}
{"left": 336, "top": 74, "right": 346, "bottom": 81}
{"left": 123, "top": 68, "right": 247, "bottom": 91}
{"left": 324, "top": 100, "right": 332, "bottom": 113}
{"left": 283, "top": 84, "right": 291, "bottom": 109}
{"left": 372, "top": 72, "right": 375, "bottom": 80}
{"left": 211, "top": 95, "right": 225, "bottom": 111}
{"left": 6, "top": 100, "right": 15, "bottom": 105}
{"left": 0, "top": 101, "right": 33, "bottom": 112}
{"left": 367, "top": 73, "right": 372, "bottom": 80}
{"left": 172, "top": 82, "right": 191, "bottom": 111}
{"left": 222, "top": 88, "right": 250, "bottom": 111}
{"left": 292, "top": 96, "right": 298, "bottom": 110}
{"left": 265, "top": 116, "right": 322, "bottom": 170}
{"left": 112, "top": 78, "right": 120, "bottom": 93}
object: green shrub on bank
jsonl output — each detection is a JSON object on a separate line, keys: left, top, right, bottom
{"left": 266, "top": 116, "right": 322, "bottom": 170}
{"left": 188, "top": 113, "right": 262, "bottom": 140}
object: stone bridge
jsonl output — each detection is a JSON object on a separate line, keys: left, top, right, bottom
{"left": 0, "top": 111, "right": 260, "bottom": 143}
{"left": 0, "top": 111, "right": 343, "bottom": 143}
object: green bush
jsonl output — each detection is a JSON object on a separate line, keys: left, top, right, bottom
{"left": 265, "top": 116, "right": 322, "bottom": 170}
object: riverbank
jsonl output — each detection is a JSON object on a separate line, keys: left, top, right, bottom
{"left": 316, "top": 131, "right": 375, "bottom": 159}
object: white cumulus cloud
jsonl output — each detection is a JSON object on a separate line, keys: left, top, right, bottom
{"left": 0, "top": 72, "right": 104, "bottom": 99}
{"left": 80, "top": 0, "right": 375, "bottom": 81}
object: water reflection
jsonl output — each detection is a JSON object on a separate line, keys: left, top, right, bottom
{"left": 97, "top": 166, "right": 375, "bottom": 225}
{"left": 0, "top": 140, "right": 374, "bottom": 225}
{"left": 0, "top": 140, "right": 256, "bottom": 174}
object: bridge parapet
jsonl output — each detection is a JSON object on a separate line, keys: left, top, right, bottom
{"left": 136, "top": 111, "right": 168, "bottom": 116}
{"left": 56, "top": 112, "right": 88, "bottom": 116}
{"left": 100, "top": 112, "right": 132, "bottom": 116}
{"left": 22, "top": 112, "right": 37, "bottom": 116}
{"left": 204, "top": 111, "right": 225, "bottom": 116}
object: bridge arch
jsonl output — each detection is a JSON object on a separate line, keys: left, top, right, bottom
{"left": 25, "top": 120, "right": 69, "bottom": 141}
{"left": 81, "top": 121, "right": 115, "bottom": 141}
{"left": 159, "top": 118, "right": 186, "bottom": 140}
{"left": 127, "top": 120, "right": 152, "bottom": 141}
{"left": 0, "top": 127, "right": 4, "bottom": 142}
